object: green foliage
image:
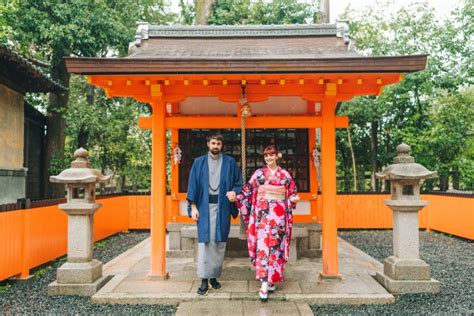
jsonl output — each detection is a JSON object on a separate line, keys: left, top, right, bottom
{"left": 66, "top": 76, "right": 152, "bottom": 191}
{"left": 208, "top": 0, "right": 318, "bottom": 25}
{"left": 94, "top": 240, "right": 108, "bottom": 250}
{"left": 336, "top": 0, "right": 474, "bottom": 191}
{"left": 179, "top": 0, "right": 195, "bottom": 25}
{"left": 0, "top": 0, "right": 16, "bottom": 44}
{"left": 250, "top": 0, "right": 318, "bottom": 25}
{"left": 0, "top": 283, "right": 11, "bottom": 293}
{"left": 34, "top": 265, "right": 52, "bottom": 279}
{"left": 7, "top": 1, "right": 139, "bottom": 61}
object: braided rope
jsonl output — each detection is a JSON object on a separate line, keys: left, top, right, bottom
{"left": 241, "top": 114, "right": 247, "bottom": 183}
{"left": 239, "top": 113, "right": 247, "bottom": 239}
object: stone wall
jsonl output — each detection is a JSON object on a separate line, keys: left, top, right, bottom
{"left": 0, "top": 84, "right": 26, "bottom": 204}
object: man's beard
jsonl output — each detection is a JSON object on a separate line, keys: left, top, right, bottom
{"left": 210, "top": 148, "right": 221, "bottom": 155}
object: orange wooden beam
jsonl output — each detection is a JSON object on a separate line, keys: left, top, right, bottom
{"left": 138, "top": 116, "right": 152, "bottom": 129}
{"left": 161, "top": 116, "right": 348, "bottom": 129}
{"left": 320, "top": 93, "right": 341, "bottom": 278}
{"left": 88, "top": 73, "right": 403, "bottom": 88}
{"left": 149, "top": 100, "right": 168, "bottom": 280}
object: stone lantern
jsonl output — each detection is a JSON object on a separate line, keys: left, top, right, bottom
{"left": 375, "top": 143, "right": 440, "bottom": 294}
{"left": 48, "top": 148, "right": 111, "bottom": 296}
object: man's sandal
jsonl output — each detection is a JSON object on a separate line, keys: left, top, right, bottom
{"left": 209, "top": 278, "right": 221, "bottom": 290}
{"left": 197, "top": 280, "right": 209, "bottom": 296}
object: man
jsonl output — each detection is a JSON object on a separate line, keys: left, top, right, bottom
{"left": 187, "top": 133, "right": 242, "bottom": 295}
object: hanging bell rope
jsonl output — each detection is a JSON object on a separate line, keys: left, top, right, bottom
{"left": 239, "top": 84, "right": 251, "bottom": 240}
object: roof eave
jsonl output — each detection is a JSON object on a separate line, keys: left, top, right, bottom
{"left": 65, "top": 55, "right": 428, "bottom": 75}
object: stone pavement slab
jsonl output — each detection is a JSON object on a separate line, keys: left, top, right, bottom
{"left": 94, "top": 236, "right": 394, "bottom": 306}
{"left": 176, "top": 301, "right": 314, "bottom": 316}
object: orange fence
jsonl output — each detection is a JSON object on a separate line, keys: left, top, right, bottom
{"left": 0, "top": 193, "right": 472, "bottom": 282}
{"left": 0, "top": 197, "right": 128, "bottom": 282}
{"left": 336, "top": 194, "right": 473, "bottom": 240}
{"left": 336, "top": 194, "right": 428, "bottom": 229}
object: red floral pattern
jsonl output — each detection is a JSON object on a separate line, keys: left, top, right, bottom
{"left": 236, "top": 166, "right": 297, "bottom": 283}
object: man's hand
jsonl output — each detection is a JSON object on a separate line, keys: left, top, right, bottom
{"left": 226, "top": 191, "right": 237, "bottom": 202}
{"left": 191, "top": 204, "right": 199, "bottom": 221}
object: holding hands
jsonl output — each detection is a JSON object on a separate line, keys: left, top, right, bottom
{"left": 226, "top": 191, "right": 237, "bottom": 202}
{"left": 289, "top": 195, "right": 300, "bottom": 203}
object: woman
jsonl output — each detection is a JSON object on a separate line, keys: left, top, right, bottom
{"left": 236, "top": 145, "right": 299, "bottom": 301}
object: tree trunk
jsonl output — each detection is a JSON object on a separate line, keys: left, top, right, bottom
{"left": 318, "top": 0, "right": 330, "bottom": 23}
{"left": 195, "top": 0, "right": 216, "bottom": 25}
{"left": 340, "top": 138, "right": 351, "bottom": 192}
{"left": 77, "top": 84, "right": 95, "bottom": 149}
{"left": 77, "top": 126, "right": 89, "bottom": 149}
{"left": 439, "top": 175, "right": 449, "bottom": 191}
{"left": 347, "top": 127, "right": 357, "bottom": 191}
{"left": 452, "top": 167, "right": 460, "bottom": 190}
{"left": 43, "top": 52, "right": 70, "bottom": 198}
{"left": 370, "top": 120, "right": 379, "bottom": 192}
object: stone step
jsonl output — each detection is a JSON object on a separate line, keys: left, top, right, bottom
{"left": 181, "top": 225, "right": 309, "bottom": 239}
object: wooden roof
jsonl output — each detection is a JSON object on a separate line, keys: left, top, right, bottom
{"left": 0, "top": 45, "right": 66, "bottom": 94}
{"left": 65, "top": 24, "right": 427, "bottom": 75}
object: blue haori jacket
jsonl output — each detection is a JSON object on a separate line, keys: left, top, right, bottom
{"left": 186, "top": 154, "right": 242, "bottom": 243}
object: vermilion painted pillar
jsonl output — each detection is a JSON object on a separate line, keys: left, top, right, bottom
{"left": 320, "top": 91, "right": 341, "bottom": 278}
{"left": 149, "top": 97, "right": 168, "bottom": 279}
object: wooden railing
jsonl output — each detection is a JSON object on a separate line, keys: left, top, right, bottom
{"left": 0, "top": 193, "right": 472, "bottom": 281}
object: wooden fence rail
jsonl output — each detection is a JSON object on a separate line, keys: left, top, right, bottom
{"left": 0, "top": 194, "right": 472, "bottom": 282}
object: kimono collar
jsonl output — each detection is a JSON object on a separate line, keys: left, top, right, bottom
{"left": 208, "top": 152, "right": 222, "bottom": 161}
{"left": 266, "top": 165, "right": 280, "bottom": 176}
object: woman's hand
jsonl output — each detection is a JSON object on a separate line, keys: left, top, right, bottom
{"left": 289, "top": 195, "right": 300, "bottom": 203}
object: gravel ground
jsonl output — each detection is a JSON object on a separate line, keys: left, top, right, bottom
{"left": 0, "top": 231, "right": 176, "bottom": 315}
{"left": 1, "top": 230, "right": 472, "bottom": 315}
{"left": 311, "top": 230, "right": 474, "bottom": 315}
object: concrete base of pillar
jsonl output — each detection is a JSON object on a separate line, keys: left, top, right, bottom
{"left": 48, "top": 275, "right": 112, "bottom": 296}
{"left": 374, "top": 272, "right": 440, "bottom": 294}
{"left": 57, "top": 259, "right": 103, "bottom": 284}
{"left": 10, "top": 274, "right": 36, "bottom": 284}
{"left": 147, "top": 272, "right": 169, "bottom": 281}
{"left": 319, "top": 272, "right": 343, "bottom": 280}
{"left": 383, "top": 256, "right": 431, "bottom": 280}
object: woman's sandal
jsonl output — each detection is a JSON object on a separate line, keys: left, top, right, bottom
{"left": 259, "top": 289, "right": 268, "bottom": 301}
{"left": 268, "top": 284, "right": 276, "bottom": 293}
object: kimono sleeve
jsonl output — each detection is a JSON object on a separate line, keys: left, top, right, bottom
{"left": 186, "top": 159, "right": 200, "bottom": 217}
{"left": 231, "top": 159, "right": 243, "bottom": 195}
{"left": 236, "top": 172, "right": 257, "bottom": 224}
{"left": 286, "top": 174, "right": 298, "bottom": 210}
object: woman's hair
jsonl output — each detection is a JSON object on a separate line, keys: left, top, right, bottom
{"left": 263, "top": 145, "right": 278, "bottom": 155}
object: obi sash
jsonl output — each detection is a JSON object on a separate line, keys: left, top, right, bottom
{"left": 257, "top": 184, "right": 285, "bottom": 201}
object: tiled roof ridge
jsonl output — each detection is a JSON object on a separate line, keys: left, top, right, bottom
{"left": 0, "top": 43, "right": 67, "bottom": 92}
{"left": 131, "top": 22, "right": 351, "bottom": 48}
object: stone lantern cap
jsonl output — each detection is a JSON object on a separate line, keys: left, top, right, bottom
{"left": 50, "top": 148, "right": 110, "bottom": 184}
{"left": 376, "top": 143, "right": 437, "bottom": 181}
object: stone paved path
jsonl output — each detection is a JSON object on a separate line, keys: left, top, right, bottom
{"left": 176, "top": 301, "right": 314, "bottom": 316}
{"left": 92, "top": 236, "right": 393, "bottom": 307}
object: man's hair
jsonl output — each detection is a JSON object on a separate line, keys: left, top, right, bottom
{"left": 207, "top": 133, "right": 224, "bottom": 144}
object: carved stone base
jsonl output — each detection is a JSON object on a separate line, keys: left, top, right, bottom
{"left": 375, "top": 272, "right": 440, "bottom": 294}
{"left": 57, "top": 259, "right": 102, "bottom": 284}
{"left": 48, "top": 275, "right": 112, "bottom": 296}
{"left": 383, "top": 256, "right": 431, "bottom": 280}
